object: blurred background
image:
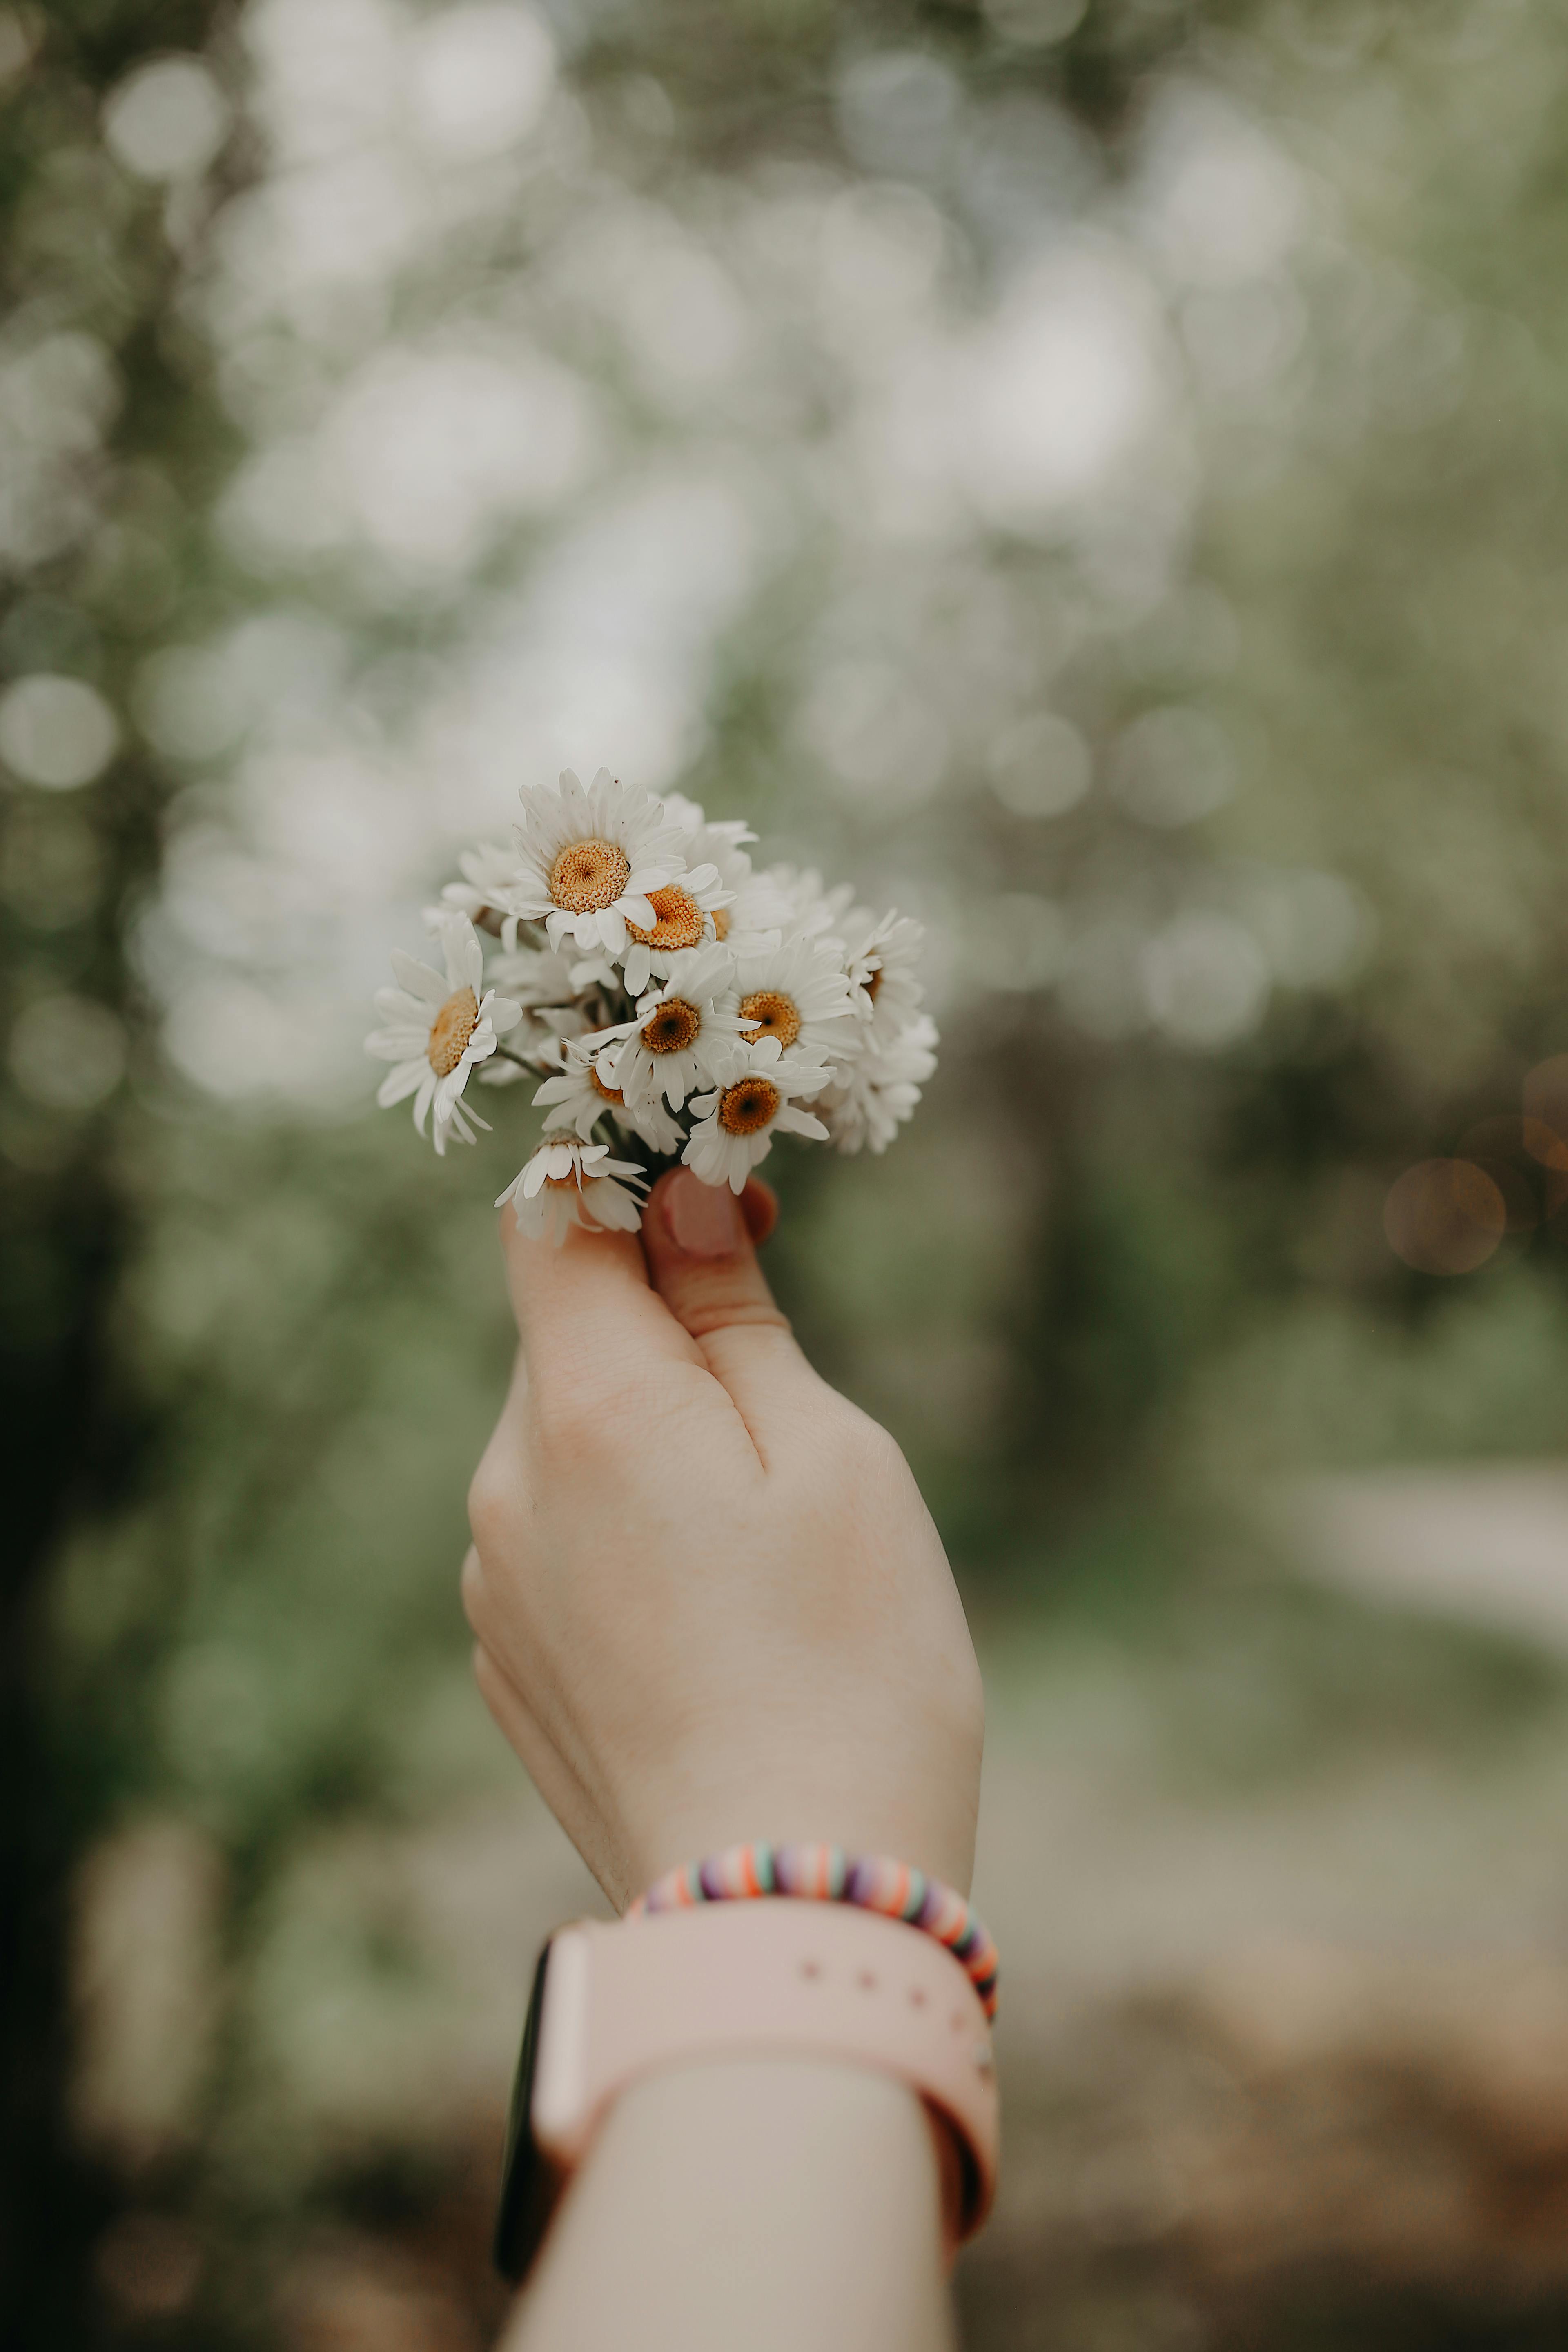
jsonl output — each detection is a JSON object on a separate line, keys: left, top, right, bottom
{"left": 8, "top": 0, "right": 1568, "bottom": 2343}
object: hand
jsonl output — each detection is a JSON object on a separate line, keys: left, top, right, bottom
{"left": 461, "top": 1166, "right": 984, "bottom": 1911}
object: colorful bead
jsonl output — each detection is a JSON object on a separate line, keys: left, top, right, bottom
{"left": 627, "top": 1842, "right": 999, "bottom": 2020}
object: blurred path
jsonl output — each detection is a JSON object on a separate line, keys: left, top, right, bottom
{"left": 1272, "top": 1463, "right": 1568, "bottom": 1652}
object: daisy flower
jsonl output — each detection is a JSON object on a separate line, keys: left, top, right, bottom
{"left": 374, "top": 775, "right": 935, "bottom": 1213}
{"left": 470, "top": 941, "right": 601, "bottom": 1077}
{"left": 487, "top": 940, "right": 621, "bottom": 1006}
{"left": 432, "top": 841, "right": 532, "bottom": 944}
{"left": 475, "top": 1002, "right": 589, "bottom": 1085}
{"left": 605, "top": 944, "right": 757, "bottom": 1113}
{"left": 820, "top": 1015, "right": 939, "bottom": 1155}
{"left": 614, "top": 1087, "right": 686, "bottom": 1157}
{"left": 366, "top": 914, "right": 522, "bottom": 1154}
{"left": 664, "top": 794, "right": 788, "bottom": 957}
{"left": 764, "top": 864, "right": 858, "bottom": 947}
{"left": 510, "top": 767, "right": 698, "bottom": 958}
{"left": 619, "top": 864, "right": 735, "bottom": 1000}
{"left": 529, "top": 1031, "right": 684, "bottom": 1155}
{"left": 682, "top": 1034, "right": 831, "bottom": 1192}
{"left": 843, "top": 909, "right": 927, "bottom": 1045}
{"left": 483, "top": 942, "right": 582, "bottom": 1004}
{"left": 732, "top": 934, "right": 859, "bottom": 1075}
{"left": 495, "top": 1136, "right": 648, "bottom": 1245}
{"left": 531, "top": 1033, "right": 635, "bottom": 1143}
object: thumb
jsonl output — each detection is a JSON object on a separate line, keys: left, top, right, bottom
{"left": 641, "top": 1167, "right": 814, "bottom": 1403}
{"left": 499, "top": 1203, "right": 687, "bottom": 1394}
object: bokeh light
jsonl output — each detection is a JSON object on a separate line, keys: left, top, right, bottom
{"left": 0, "top": 674, "right": 120, "bottom": 789}
{"left": 1384, "top": 1158, "right": 1508, "bottom": 1276}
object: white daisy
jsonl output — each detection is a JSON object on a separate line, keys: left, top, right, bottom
{"left": 618, "top": 866, "right": 734, "bottom": 1000}
{"left": 842, "top": 909, "right": 927, "bottom": 1045}
{"left": 367, "top": 915, "right": 522, "bottom": 1154}
{"left": 664, "top": 795, "right": 787, "bottom": 958}
{"left": 483, "top": 942, "right": 578, "bottom": 1003}
{"left": 510, "top": 767, "right": 695, "bottom": 958}
{"left": 763, "top": 864, "right": 858, "bottom": 947}
{"left": 532, "top": 1023, "right": 686, "bottom": 1153}
{"left": 682, "top": 1035, "right": 831, "bottom": 1193}
{"left": 475, "top": 1002, "right": 588, "bottom": 1087}
{"left": 819, "top": 1015, "right": 938, "bottom": 1155}
{"left": 659, "top": 791, "right": 733, "bottom": 839}
{"left": 487, "top": 939, "right": 620, "bottom": 1002}
{"left": 604, "top": 944, "right": 757, "bottom": 1113}
{"left": 614, "top": 1087, "right": 686, "bottom": 1158}
{"left": 731, "top": 933, "right": 859, "bottom": 1075}
{"left": 432, "top": 841, "right": 533, "bottom": 944}
{"left": 531, "top": 1033, "right": 635, "bottom": 1143}
{"left": 495, "top": 1136, "right": 648, "bottom": 1246}
{"left": 465, "top": 940, "right": 598, "bottom": 1078}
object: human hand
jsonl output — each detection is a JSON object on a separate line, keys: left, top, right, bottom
{"left": 461, "top": 1167, "right": 984, "bottom": 1912}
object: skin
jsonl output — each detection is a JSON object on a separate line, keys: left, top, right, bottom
{"left": 462, "top": 1165, "right": 987, "bottom": 2351}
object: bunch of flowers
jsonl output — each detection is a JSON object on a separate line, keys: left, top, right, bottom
{"left": 367, "top": 768, "right": 938, "bottom": 1243}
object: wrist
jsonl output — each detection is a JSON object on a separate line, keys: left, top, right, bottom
{"left": 513, "top": 2061, "right": 954, "bottom": 2352}
{"left": 497, "top": 1900, "right": 999, "bottom": 2286}
{"left": 627, "top": 1775, "right": 979, "bottom": 1901}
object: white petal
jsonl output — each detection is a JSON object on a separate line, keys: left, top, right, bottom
{"left": 623, "top": 944, "right": 652, "bottom": 997}
{"left": 451, "top": 923, "right": 484, "bottom": 993}
{"left": 391, "top": 950, "right": 447, "bottom": 1006}
{"left": 776, "top": 1107, "right": 829, "bottom": 1140}
{"left": 377, "top": 1058, "right": 426, "bottom": 1107}
{"left": 374, "top": 986, "right": 426, "bottom": 1022}
{"left": 365, "top": 1025, "right": 426, "bottom": 1061}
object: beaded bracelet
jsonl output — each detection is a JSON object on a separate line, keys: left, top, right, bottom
{"left": 627, "top": 1842, "right": 999, "bottom": 2020}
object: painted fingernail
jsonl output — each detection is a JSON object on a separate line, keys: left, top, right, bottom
{"left": 664, "top": 1167, "right": 745, "bottom": 1258}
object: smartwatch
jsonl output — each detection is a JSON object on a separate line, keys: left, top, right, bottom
{"left": 494, "top": 1899, "right": 1000, "bottom": 2283}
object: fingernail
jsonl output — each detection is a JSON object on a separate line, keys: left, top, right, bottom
{"left": 664, "top": 1168, "right": 745, "bottom": 1258}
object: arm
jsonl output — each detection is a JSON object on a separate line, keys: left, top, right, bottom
{"left": 511, "top": 2061, "right": 956, "bottom": 2352}
{"left": 462, "top": 1165, "right": 986, "bottom": 2350}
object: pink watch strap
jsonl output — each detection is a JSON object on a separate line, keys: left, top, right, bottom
{"left": 532, "top": 1900, "right": 999, "bottom": 2243}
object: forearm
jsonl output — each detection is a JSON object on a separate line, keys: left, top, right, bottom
{"left": 504, "top": 2058, "right": 957, "bottom": 2352}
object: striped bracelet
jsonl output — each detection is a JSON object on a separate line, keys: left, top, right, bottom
{"left": 626, "top": 1842, "right": 999, "bottom": 2020}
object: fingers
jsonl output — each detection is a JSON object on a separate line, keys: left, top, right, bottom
{"left": 500, "top": 1202, "right": 699, "bottom": 1393}
{"left": 739, "top": 1177, "right": 778, "bottom": 1247}
{"left": 640, "top": 1169, "right": 815, "bottom": 1417}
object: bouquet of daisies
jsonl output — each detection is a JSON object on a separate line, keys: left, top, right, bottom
{"left": 367, "top": 768, "right": 937, "bottom": 1243}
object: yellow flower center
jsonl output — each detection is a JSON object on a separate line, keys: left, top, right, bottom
{"left": 427, "top": 987, "right": 479, "bottom": 1077}
{"left": 626, "top": 885, "right": 705, "bottom": 953}
{"left": 865, "top": 966, "right": 883, "bottom": 1003}
{"left": 543, "top": 1172, "right": 581, "bottom": 1190}
{"left": 712, "top": 905, "right": 731, "bottom": 942}
{"left": 642, "top": 999, "right": 702, "bottom": 1055}
{"left": 548, "top": 837, "right": 631, "bottom": 913}
{"left": 590, "top": 1061, "right": 624, "bottom": 1104}
{"left": 717, "top": 1075, "right": 780, "bottom": 1135}
{"left": 737, "top": 989, "right": 800, "bottom": 1049}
